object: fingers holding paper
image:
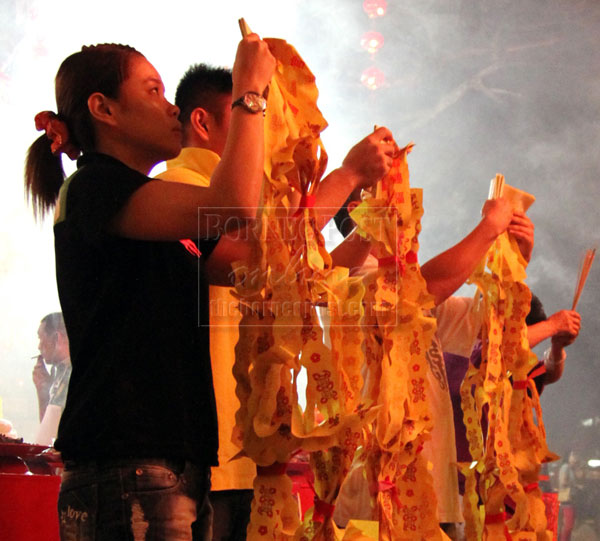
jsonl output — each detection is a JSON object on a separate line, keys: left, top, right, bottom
{"left": 340, "top": 127, "right": 397, "bottom": 191}
{"left": 481, "top": 197, "right": 514, "bottom": 239}
{"left": 508, "top": 211, "right": 535, "bottom": 262}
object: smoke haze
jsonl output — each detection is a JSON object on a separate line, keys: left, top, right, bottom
{"left": 0, "top": 0, "right": 598, "bottom": 457}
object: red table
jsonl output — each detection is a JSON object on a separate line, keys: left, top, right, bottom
{"left": 0, "top": 443, "right": 62, "bottom": 541}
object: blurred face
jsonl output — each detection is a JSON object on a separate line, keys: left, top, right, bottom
{"left": 109, "top": 55, "right": 182, "bottom": 169}
{"left": 37, "top": 322, "right": 58, "bottom": 365}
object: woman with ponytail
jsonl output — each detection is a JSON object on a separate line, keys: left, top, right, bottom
{"left": 25, "top": 44, "right": 137, "bottom": 219}
{"left": 26, "top": 40, "right": 275, "bottom": 540}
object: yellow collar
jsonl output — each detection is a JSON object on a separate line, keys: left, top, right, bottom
{"left": 166, "top": 147, "right": 220, "bottom": 177}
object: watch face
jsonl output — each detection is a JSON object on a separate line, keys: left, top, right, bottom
{"left": 232, "top": 92, "right": 267, "bottom": 114}
{"left": 244, "top": 93, "right": 266, "bottom": 112}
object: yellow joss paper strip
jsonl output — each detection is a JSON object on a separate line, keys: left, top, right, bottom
{"left": 463, "top": 209, "right": 556, "bottom": 538}
{"left": 349, "top": 145, "right": 444, "bottom": 539}
{"left": 247, "top": 468, "right": 300, "bottom": 538}
{"left": 233, "top": 29, "right": 378, "bottom": 540}
{"left": 232, "top": 34, "right": 327, "bottom": 541}
{"left": 337, "top": 520, "right": 379, "bottom": 541}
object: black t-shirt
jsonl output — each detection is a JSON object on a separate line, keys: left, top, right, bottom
{"left": 53, "top": 153, "right": 218, "bottom": 466}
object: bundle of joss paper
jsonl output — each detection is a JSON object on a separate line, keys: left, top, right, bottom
{"left": 231, "top": 20, "right": 563, "bottom": 541}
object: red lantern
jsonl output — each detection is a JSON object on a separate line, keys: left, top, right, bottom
{"left": 363, "top": 0, "right": 387, "bottom": 18}
{"left": 360, "top": 31, "right": 384, "bottom": 54}
{"left": 360, "top": 67, "right": 385, "bottom": 90}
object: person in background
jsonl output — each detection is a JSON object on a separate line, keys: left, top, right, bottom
{"left": 526, "top": 296, "right": 581, "bottom": 388}
{"left": 157, "top": 63, "right": 396, "bottom": 541}
{"left": 447, "top": 294, "right": 582, "bottom": 488}
{"left": 32, "top": 312, "right": 71, "bottom": 446}
{"left": 558, "top": 450, "right": 584, "bottom": 541}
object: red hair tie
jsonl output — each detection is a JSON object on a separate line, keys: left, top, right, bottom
{"left": 34, "top": 111, "right": 80, "bottom": 160}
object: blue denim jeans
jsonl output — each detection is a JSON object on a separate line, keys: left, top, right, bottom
{"left": 57, "top": 458, "right": 212, "bottom": 541}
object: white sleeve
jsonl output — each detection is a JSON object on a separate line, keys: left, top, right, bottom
{"left": 332, "top": 462, "right": 374, "bottom": 527}
{"left": 433, "top": 296, "right": 482, "bottom": 357}
{"left": 34, "top": 404, "right": 62, "bottom": 446}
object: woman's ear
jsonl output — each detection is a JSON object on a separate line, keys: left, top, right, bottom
{"left": 88, "top": 92, "right": 117, "bottom": 127}
{"left": 190, "top": 107, "right": 210, "bottom": 142}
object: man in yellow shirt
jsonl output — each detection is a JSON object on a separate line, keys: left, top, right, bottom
{"left": 157, "top": 63, "right": 395, "bottom": 540}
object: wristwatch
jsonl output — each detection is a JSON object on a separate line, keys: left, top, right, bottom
{"left": 231, "top": 91, "right": 267, "bottom": 116}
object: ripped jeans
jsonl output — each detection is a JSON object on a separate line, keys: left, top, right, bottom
{"left": 57, "top": 458, "right": 212, "bottom": 541}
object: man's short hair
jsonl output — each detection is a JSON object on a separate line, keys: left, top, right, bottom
{"left": 41, "top": 312, "right": 66, "bottom": 336}
{"left": 175, "top": 63, "right": 233, "bottom": 126}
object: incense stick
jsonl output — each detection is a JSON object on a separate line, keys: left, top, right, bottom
{"left": 572, "top": 248, "right": 596, "bottom": 310}
{"left": 238, "top": 18, "right": 252, "bottom": 37}
{"left": 488, "top": 173, "right": 504, "bottom": 200}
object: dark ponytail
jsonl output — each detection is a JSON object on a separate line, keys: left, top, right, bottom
{"left": 24, "top": 43, "right": 142, "bottom": 220}
{"left": 25, "top": 134, "right": 66, "bottom": 220}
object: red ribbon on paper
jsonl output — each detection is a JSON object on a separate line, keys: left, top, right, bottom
{"left": 377, "top": 255, "right": 402, "bottom": 268}
{"left": 514, "top": 364, "right": 546, "bottom": 390}
{"left": 378, "top": 477, "right": 402, "bottom": 509}
{"left": 485, "top": 512, "right": 512, "bottom": 540}
{"left": 312, "top": 498, "right": 335, "bottom": 523}
{"left": 293, "top": 194, "right": 316, "bottom": 217}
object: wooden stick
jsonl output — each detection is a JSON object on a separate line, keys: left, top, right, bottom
{"left": 237, "top": 19, "right": 270, "bottom": 101}
{"left": 497, "top": 174, "right": 504, "bottom": 199}
{"left": 572, "top": 248, "right": 596, "bottom": 310}
{"left": 238, "top": 18, "right": 252, "bottom": 37}
{"left": 488, "top": 173, "right": 504, "bottom": 200}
